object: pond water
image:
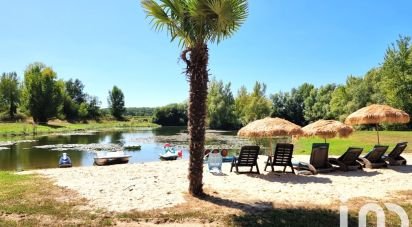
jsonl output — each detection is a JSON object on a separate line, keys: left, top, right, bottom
{"left": 0, "top": 127, "right": 251, "bottom": 171}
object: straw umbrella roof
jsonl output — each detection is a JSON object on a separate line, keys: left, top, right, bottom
{"left": 237, "top": 117, "right": 303, "bottom": 138}
{"left": 302, "top": 120, "right": 354, "bottom": 139}
{"left": 345, "top": 104, "right": 410, "bottom": 125}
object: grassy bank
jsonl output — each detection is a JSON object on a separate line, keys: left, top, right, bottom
{"left": 0, "top": 118, "right": 159, "bottom": 139}
{"left": 0, "top": 171, "right": 410, "bottom": 226}
{"left": 295, "top": 130, "right": 412, "bottom": 155}
{"left": 1, "top": 120, "right": 411, "bottom": 156}
{"left": 0, "top": 172, "right": 113, "bottom": 226}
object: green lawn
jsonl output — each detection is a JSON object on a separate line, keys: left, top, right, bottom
{"left": 0, "top": 172, "right": 113, "bottom": 226}
{"left": 295, "top": 131, "right": 412, "bottom": 155}
{"left": 0, "top": 118, "right": 158, "bottom": 139}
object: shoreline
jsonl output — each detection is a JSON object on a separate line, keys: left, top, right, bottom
{"left": 23, "top": 154, "right": 412, "bottom": 213}
{"left": 0, "top": 120, "right": 160, "bottom": 139}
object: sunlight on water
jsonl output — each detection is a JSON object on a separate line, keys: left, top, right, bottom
{"left": 0, "top": 127, "right": 247, "bottom": 171}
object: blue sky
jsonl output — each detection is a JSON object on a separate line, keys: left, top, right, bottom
{"left": 1, "top": 1, "right": 411, "bottom": 107}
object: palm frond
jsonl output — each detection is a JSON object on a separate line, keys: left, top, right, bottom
{"left": 160, "top": 0, "right": 183, "bottom": 18}
{"left": 142, "top": 0, "right": 170, "bottom": 31}
{"left": 141, "top": 0, "right": 248, "bottom": 47}
{"left": 142, "top": 0, "right": 192, "bottom": 46}
{"left": 210, "top": 0, "right": 248, "bottom": 43}
{"left": 190, "top": 0, "right": 248, "bottom": 44}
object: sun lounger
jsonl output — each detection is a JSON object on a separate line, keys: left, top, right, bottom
{"left": 230, "top": 145, "right": 260, "bottom": 174}
{"left": 328, "top": 147, "right": 363, "bottom": 171}
{"left": 358, "top": 145, "right": 388, "bottom": 169}
{"left": 293, "top": 143, "right": 334, "bottom": 174}
{"left": 309, "top": 143, "right": 334, "bottom": 173}
{"left": 264, "top": 143, "right": 295, "bottom": 174}
{"left": 383, "top": 142, "right": 408, "bottom": 166}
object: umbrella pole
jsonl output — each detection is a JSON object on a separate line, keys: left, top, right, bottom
{"left": 269, "top": 139, "right": 273, "bottom": 156}
{"left": 376, "top": 124, "right": 380, "bottom": 145}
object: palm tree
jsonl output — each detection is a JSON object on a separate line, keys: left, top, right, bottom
{"left": 141, "top": 0, "right": 248, "bottom": 196}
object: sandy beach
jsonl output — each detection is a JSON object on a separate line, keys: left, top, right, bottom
{"left": 26, "top": 154, "right": 412, "bottom": 212}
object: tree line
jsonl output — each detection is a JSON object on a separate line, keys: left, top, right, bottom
{"left": 3, "top": 35, "right": 410, "bottom": 127}
{"left": 154, "top": 36, "right": 412, "bottom": 130}
{"left": 272, "top": 35, "right": 412, "bottom": 129}
{"left": 0, "top": 62, "right": 126, "bottom": 123}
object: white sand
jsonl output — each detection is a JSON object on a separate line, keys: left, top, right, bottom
{"left": 26, "top": 154, "right": 412, "bottom": 212}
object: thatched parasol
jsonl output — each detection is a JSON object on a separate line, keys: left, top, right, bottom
{"left": 345, "top": 104, "right": 410, "bottom": 144}
{"left": 238, "top": 117, "right": 303, "bottom": 138}
{"left": 237, "top": 117, "right": 303, "bottom": 154}
{"left": 302, "top": 120, "right": 354, "bottom": 143}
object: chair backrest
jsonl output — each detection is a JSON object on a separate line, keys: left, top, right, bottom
{"left": 221, "top": 149, "right": 228, "bottom": 157}
{"left": 273, "top": 143, "right": 294, "bottom": 165}
{"left": 310, "top": 143, "right": 330, "bottom": 168}
{"left": 338, "top": 147, "right": 363, "bottom": 164}
{"left": 208, "top": 150, "right": 223, "bottom": 172}
{"left": 204, "top": 149, "right": 211, "bottom": 156}
{"left": 238, "top": 145, "right": 260, "bottom": 165}
{"left": 165, "top": 146, "right": 177, "bottom": 154}
{"left": 365, "top": 145, "right": 388, "bottom": 162}
{"left": 388, "top": 142, "right": 408, "bottom": 159}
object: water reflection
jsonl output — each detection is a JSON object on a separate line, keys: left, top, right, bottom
{"left": 0, "top": 127, "right": 247, "bottom": 171}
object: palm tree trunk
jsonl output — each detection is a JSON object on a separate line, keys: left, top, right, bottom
{"left": 183, "top": 43, "right": 209, "bottom": 196}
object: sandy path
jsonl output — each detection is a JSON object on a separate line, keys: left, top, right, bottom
{"left": 27, "top": 154, "right": 412, "bottom": 212}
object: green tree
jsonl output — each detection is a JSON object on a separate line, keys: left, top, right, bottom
{"left": 380, "top": 36, "right": 412, "bottom": 116}
{"left": 303, "top": 84, "right": 336, "bottom": 122}
{"left": 86, "top": 96, "right": 101, "bottom": 119}
{"left": 271, "top": 83, "right": 314, "bottom": 125}
{"left": 142, "top": 0, "right": 248, "bottom": 195}
{"left": 62, "top": 78, "right": 87, "bottom": 120}
{"left": 207, "top": 78, "right": 238, "bottom": 129}
{"left": 65, "top": 79, "right": 86, "bottom": 104}
{"left": 62, "top": 94, "right": 79, "bottom": 121}
{"left": 346, "top": 76, "right": 373, "bottom": 112}
{"left": 234, "top": 85, "right": 249, "bottom": 125}
{"left": 292, "top": 83, "right": 315, "bottom": 125}
{"left": 108, "top": 86, "right": 126, "bottom": 120}
{"left": 249, "top": 82, "right": 272, "bottom": 121}
{"left": 153, "top": 103, "right": 188, "bottom": 126}
{"left": 329, "top": 85, "right": 348, "bottom": 121}
{"left": 270, "top": 91, "right": 289, "bottom": 119}
{"left": 364, "top": 68, "right": 386, "bottom": 104}
{"left": 0, "top": 72, "right": 20, "bottom": 119}
{"left": 22, "top": 63, "right": 64, "bottom": 123}
{"left": 330, "top": 75, "right": 378, "bottom": 121}
{"left": 235, "top": 82, "right": 271, "bottom": 125}
{"left": 78, "top": 102, "right": 89, "bottom": 121}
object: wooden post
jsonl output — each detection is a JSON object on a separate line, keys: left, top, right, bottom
{"left": 376, "top": 124, "right": 380, "bottom": 145}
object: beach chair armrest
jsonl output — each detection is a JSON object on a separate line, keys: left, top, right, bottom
{"left": 328, "top": 157, "right": 338, "bottom": 162}
{"left": 383, "top": 155, "right": 407, "bottom": 166}
{"left": 328, "top": 157, "right": 338, "bottom": 165}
